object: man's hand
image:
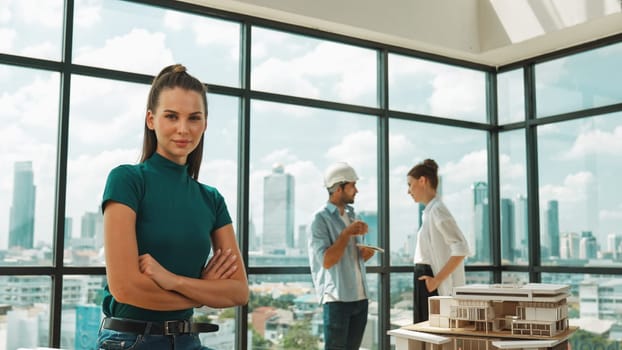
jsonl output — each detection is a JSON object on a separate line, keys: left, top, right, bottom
{"left": 359, "top": 246, "right": 375, "bottom": 261}
{"left": 202, "top": 248, "right": 238, "bottom": 280}
{"left": 139, "top": 253, "right": 179, "bottom": 290}
{"left": 344, "top": 220, "right": 368, "bottom": 237}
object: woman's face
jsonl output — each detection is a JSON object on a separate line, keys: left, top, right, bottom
{"left": 407, "top": 175, "right": 425, "bottom": 203}
{"left": 146, "top": 87, "right": 207, "bottom": 165}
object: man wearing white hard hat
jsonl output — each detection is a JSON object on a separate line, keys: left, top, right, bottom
{"left": 308, "top": 162, "right": 375, "bottom": 350}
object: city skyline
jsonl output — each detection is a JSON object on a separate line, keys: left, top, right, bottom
{"left": 5, "top": 160, "right": 621, "bottom": 267}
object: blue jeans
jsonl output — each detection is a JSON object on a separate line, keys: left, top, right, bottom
{"left": 97, "top": 328, "right": 214, "bottom": 350}
{"left": 323, "top": 300, "right": 368, "bottom": 350}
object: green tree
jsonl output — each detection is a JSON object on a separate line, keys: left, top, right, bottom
{"left": 251, "top": 327, "right": 273, "bottom": 350}
{"left": 282, "top": 320, "right": 319, "bottom": 350}
{"left": 218, "top": 307, "right": 236, "bottom": 320}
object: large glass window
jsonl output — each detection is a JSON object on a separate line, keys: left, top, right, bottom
{"left": 388, "top": 53, "right": 487, "bottom": 123}
{"left": 497, "top": 69, "right": 525, "bottom": 124}
{"left": 65, "top": 76, "right": 146, "bottom": 266}
{"left": 499, "top": 129, "right": 528, "bottom": 265}
{"left": 0, "top": 65, "right": 59, "bottom": 266}
{"left": 3, "top": 0, "right": 622, "bottom": 348}
{"left": 388, "top": 119, "right": 489, "bottom": 265}
{"left": 0, "top": 276, "right": 52, "bottom": 349}
{"left": 0, "top": 0, "right": 63, "bottom": 60}
{"left": 72, "top": 0, "right": 240, "bottom": 87}
{"left": 251, "top": 27, "right": 378, "bottom": 106}
{"left": 538, "top": 113, "right": 622, "bottom": 266}
{"left": 535, "top": 42, "right": 622, "bottom": 117}
{"left": 249, "top": 100, "right": 378, "bottom": 265}
{"left": 542, "top": 273, "right": 622, "bottom": 347}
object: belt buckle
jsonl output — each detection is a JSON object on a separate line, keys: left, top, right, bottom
{"left": 163, "top": 320, "right": 186, "bottom": 335}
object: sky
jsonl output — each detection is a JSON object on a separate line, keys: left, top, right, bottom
{"left": 0, "top": 0, "right": 621, "bottom": 265}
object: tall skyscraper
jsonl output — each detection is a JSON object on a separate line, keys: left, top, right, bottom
{"left": 607, "top": 233, "right": 622, "bottom": 259}
{"left": 262, "top": 164, "right": 295, "bottom": 254}
{"left": 65, "top": 217, "right": 73, "bottom": 249}
{"left": 546, "top": 200, "right": 560, "bottom": 258}
{"left": 297, "top": 224, "right": 307, "bottom": 250}
{"left": 579, "top": 231, "right": 598, "bottom": 260}
{"left": 472, "top": 181, "right": 489, "bottom": 263}
{"left": 500, "top": 198, "right": 515, "bottom": 262}
{"left": 514, "top": 195, "right": 528, "bottom": 261}
{"left": 8, "top": 161, "right": 36, "bottom": 249}
{"left": 79, "top": 210, "right": 103, "bottom": 250}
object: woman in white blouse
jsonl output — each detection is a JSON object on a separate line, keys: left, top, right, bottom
{"left": 407, "top": 159, "right": 470, "bottom": 323}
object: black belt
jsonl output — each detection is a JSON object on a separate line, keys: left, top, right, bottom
{"left": 102, "top": 317, "right": 219, "bottom": 336}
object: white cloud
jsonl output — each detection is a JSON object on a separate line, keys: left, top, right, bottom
{"left": 566, "top": 126, "right": 622, "bottom": 158}
{"left": 163, "top": 10, "right": 185, "bottom": 31}
{"left": 442, "top": 149, "right": 488, "bottom": 185}
{"left": 0, "top": 72, "right": 59, "bottom": 130}
{"left": 74, "top": 28, "right": 174, "bottom": 74}
{"left": 539, "top": 171, "right": 594, "bottom": 204}
{"left": 325, "top": 130, "right": 377, "bottom": 171}
{"left": 0, "top": 28, "right": 16, "bottom": 51}
{"left": 429, "top": 70, "right": 486, "bottom": 117}
{"left": 192, "top": 19, "right": 239, "bottom": 47}
{"left": 252, "top": 40, "right": 375, "bottom": 103}
{"left": 253, "top": 57, "right": 320, "bottom": 98}
{"left": 14, "top": 0, "right": 63, "bottom": 28}
{"left": 261, "top": 149, "right": 299, "bottom": 168}
{"left": 74, "top": 0, "right": 103, "bottom": 28}
{"left": 21, "top": 41, "right": 57, "bottom": 59}
{"left": 600, "top": 209, "right": 622, "bottom": 220}
{"left": 389, "top": 132, "right": 415, "bottom": 158}
{"left": 0, "top": 1, "right": 12, "bottom": 23}
{"left": 499, "top": 153, "right": 525, "bottom": 179}
{"left": 68, "top": 77, "right": 146, "bottom": 148}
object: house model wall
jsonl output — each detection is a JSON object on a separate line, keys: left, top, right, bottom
{"left": 428, "top": 283, "right": 570, "bottom": 337}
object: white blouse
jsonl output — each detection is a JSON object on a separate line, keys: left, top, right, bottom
{"left": 414, "top": 196, "right": 470, "bottom": 296}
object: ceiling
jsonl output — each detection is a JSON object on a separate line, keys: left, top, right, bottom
{"left": 179, "top": 0, "right": 622, "bottom": 67}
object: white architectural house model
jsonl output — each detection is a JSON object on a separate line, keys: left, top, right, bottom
{"left": 388, "top": 283, "right": 577, "bottom": 350}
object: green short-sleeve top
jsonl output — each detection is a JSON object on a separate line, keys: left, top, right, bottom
{"left": 100, "top": 152, "right": 232, "bottom": 321}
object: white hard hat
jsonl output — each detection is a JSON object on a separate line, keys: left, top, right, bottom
{"left": 324, "top": 162, "right": 359, "bottom": 188}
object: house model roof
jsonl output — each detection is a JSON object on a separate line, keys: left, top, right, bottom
{"left": 453, "top": 283, "right": 570, "bottom": 303}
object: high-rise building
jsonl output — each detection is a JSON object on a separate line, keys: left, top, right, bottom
{"left": 607, "top": 233, "right": 622, "bottom": 259}
{"left": 262, "top": 164, "right": 295, "bottom": 254}
{"left": 77, "top": 210, "right": 103, "bottom": 250}
{"left": 297, "top": 224, "right": 307, "bottom": 251}
{"left": 514, "top": 195, "right": 528, "bottom": 261}
{"left": 579, "top": 231, "right": 598, "bottom": 260}
{"left": 546, "top": 200, "right": 560, "bottom": 258}
{"left": 8, "top": 161, "right": 36, "bottom": 249}
{"left": 500, "top": 198, "right": 515, "bottom": 262}
{"left": 65, "top": 217, "right": 73, "bottom": 249}
{"left": 560, "top": 232, "right": 580, "bottom": 259}
{"left": 472, "top": 182, "right": 489, "bottom": 263}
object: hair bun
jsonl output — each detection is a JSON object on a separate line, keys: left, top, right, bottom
{"left": 423, "top": 159, "right": 438, "bottom": 171}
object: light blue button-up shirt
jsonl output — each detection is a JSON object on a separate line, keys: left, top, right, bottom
{"left": 308, "top": 202, "right": 369, "bottom": 304}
